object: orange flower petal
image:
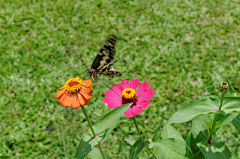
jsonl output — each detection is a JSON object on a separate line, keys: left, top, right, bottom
{"left": 80, "top": 91, "right": 92, "bottom": 100}
{"left": 62, "top": 94, "right": 74, "bottom": 107}
{"left": 83, "top": 80, "right": 92, "bottom": 88}
{"left": 58, "top": 93, "right": 67, "bottom": 104}
{"left": 72, "top": 96, "right": 81, "bottom": 109}
{"left": 77, "top": 93, "right": 89, "bottom": 106}
{"left": 59, "top": 86, "right": 65, "bottom": 90}
{"left": 81, "top": 87, "right": 92, "bottom": 94}
{"left": 56, "top": 88, "right": 66, "bottom": 98}
{"left": 59, "top": 93, "right": 71, "bottom": 107}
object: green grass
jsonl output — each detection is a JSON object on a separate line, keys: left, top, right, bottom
{"left": 1, "top": 0, "right": 240, "bottom": 158}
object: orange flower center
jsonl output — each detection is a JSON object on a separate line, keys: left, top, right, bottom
{"left": 122, "top": 88, "right": 136, "bottom": 99}
{"left": 64, "top": 78, "right": 83, "bottom": 94}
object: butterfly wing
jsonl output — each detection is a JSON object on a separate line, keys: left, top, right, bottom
{"left": 88, "top": 36, "right": 121, "bottom": 83}
{"left": 98, "top": 71, "right": 122, "bottom": 77}
{"left": 91, "top": 36, "right": 116, "bottom": 71}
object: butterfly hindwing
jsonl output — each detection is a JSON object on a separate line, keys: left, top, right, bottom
{"left": 98, "top": 71, "right": 122, "bottom": 78}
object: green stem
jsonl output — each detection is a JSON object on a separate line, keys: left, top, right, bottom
{"left": 61, "top": 124, "right": 66, "bottom": 152}
{"left": 132, "top": 116, "right": 158, "bottom": 159}
{"left": 133, "top": 116, "right": 144, "bottom": 141}
{"left": 208, "top": 93, "right": 225, "bottom": 143}
{"left": 81, "top": 106, "right": 106, "bottom": 159}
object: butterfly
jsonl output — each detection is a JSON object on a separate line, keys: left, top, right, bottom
{"left": 86, "top": 36, "right": 122, "bottom": 83}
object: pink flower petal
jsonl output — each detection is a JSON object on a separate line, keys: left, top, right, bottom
{"left": 130, "top": 79, "right": 139, "bottom": 90}
{"left": 106, "top": 101, "right": 122, "bottom": 108}
{"left": 132, "top": 106, "right": 142, "bottom": 115}
{"left": 137, "top": 88, "right": 154, "bottom": 101}
{"left": 124, "top": 108, "right": 134, "bottom": 117}
{"left": 104, "top": 97, "right": 121, "bottom": 103}
{"left": 116, "top": 84, "right": 123, "bottom": 91}
{"left": 136, "top": 101, "right": 150, "bottom": 108}
{"left": 104, "top": 90, "right": 121, "bottom": 100}
{"left": 136, "top": 81, "right": 149, "bottom": 96}
{"left": 121, "top": 80, "right": 131, "bottom": 89}
{"left": 112, "top": 86, "right": 123, "bottom": 97}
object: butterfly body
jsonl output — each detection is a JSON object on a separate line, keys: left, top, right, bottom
{"left": 87, "top": 36, "right": 122, "bottom": 83}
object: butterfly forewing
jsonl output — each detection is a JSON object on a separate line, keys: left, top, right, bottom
{"left": 87, "top": 36, "right": 122, "bottom": 83}
{"left": 91, "top": 36, "right": 116, "bottom": 71}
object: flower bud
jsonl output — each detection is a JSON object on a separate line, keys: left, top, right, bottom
{"left": 219, "top": 82, "right": 229, "bottom": 93}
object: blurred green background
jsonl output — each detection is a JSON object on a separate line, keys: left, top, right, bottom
{"left": 0, "top": 0, "right": 240, "bottom": 158}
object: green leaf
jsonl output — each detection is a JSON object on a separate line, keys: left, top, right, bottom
{"left": 145, "top": 139, "right": 155, "bottom": 149}
{"left": 203, "top": 121, "right": 213, "bottom": 132}
{"left": 125, "top": 139, "right": 137, "bottom": 146}
{"left": 167, "top": 96, "right": 240, "bottom": 125}
{"left": 152, "top": 131, "right": 161, "bottom": 142}
{"left": 75, "top": 103, "right": 132, "bottom": 159}
{"left": 197, "top": 140, "right": 231, "bottom": 159}
{"left": 212, "top": 71, "right": 240, "bottom": 97}
{"left": 221, "top": 97, "right": 240, "bottom": 114}
{"left": 186, "top": 130, "right": 204, "bottom": 159}
{"left": 92, "top": 103, "right": 132, "bottom": 140}
{"left": 161, "top": 124, "right": 185, "bottom": 143}
{"left": 230, "top": 146, "right": 240, "bottom": 159}
{"left": 232, "top": 114, "right": 240, "bottom": 132}
{"left": 216, "top": 127, "right": 225, "bottom": 137}
{"left": 152, "top": 139, "right": 186, "bottom": 159}
{"left": 88, "top": 147, "right": 113, "bottom": 159}
{"left": 167, "top": 96, "right": 219, "bottom": 124}
{"left": 192, "top": 116, "right": 211, "bottom": 142}
{"left": 129, "top": 138, "right": 145, "bottom": 159}
{"left": 74, "top": 138, "right": 93, "bottom": 159}
{"left": 216, "top": 114, "right": 236, "bottom": 128}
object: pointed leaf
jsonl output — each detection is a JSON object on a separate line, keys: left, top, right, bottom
{"left": 129, "top": 138, "right": 145, "bottom": 159}
{"left": 161, "top": 124, "right": 185, "bottom": 143}
{"left": 232, "top": 114, "right": 240, "bottom": 132}
{"left": 230, "top": 146, "right": 240, "bottom": 159}
{"left": 186, "top": 130, "right": 203, "bottom": 158}
{"left": 75, "top": 103, "right": 132, "bottom": 159}
{"left": 152, "top": 131, "right": 161, "bottom": 142}
{"left": 153, "top": 139, "right": 186, "bottom": 159}
{"left": 216, "top": 114, "right": 236, "bottom": 128}
{"left": 125, "top": 139, "right": 137, "bottom": 146}
{"left": 221, "top": 97, "right": 240, "bottom": 114}
{"left": 197, "top": 140, "right": 231, "bottom": 159}
{"left": 192, "top": 116, "right": 212, "bottom": 141}
{"left": 89, "top": 147, "right": 113, "bottom": 159}
{"left": 167, "top": 96, "right": 219, "bottom": 124}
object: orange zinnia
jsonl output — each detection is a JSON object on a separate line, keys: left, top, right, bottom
{"left": 56, "top": 77, "right": 93, "bottom": 109}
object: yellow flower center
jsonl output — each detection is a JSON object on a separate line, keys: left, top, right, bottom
{"left": 64, "top": 78, "right": 83, "bottom": 94}
{"left": 122, "top": 88, "right": 136, "bottom": 99}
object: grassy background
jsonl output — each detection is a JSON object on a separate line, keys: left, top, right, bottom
{"left": 1, "top": 0, "right": 240, "bottom": 158}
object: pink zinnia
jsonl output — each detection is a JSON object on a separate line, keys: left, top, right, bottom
{"left": 104, "top": 79, "right": 154, "bottom": 117}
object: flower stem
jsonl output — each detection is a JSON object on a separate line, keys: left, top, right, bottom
{"left": 81, "top": 106, "right": 106, "bottom": 159}
{"left": 133, "top": 116, "right": 144, "bottom": 141}
{"left": 208, "top": 93, "right": 225, "bottom": 143}
{"left": 132, "top": 116, "right": 158, "bottom": 159}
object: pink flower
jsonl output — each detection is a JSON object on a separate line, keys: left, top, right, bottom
{"left": 104, "top": 79, "right": 154, "bottom": 117}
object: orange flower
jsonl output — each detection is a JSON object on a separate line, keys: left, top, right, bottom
{"left": 56, "top": 77, "right": 92, "bottom": 109}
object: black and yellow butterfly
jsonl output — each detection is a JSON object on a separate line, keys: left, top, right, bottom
{"left": 86, "top": 36, "right": 122, "bottom": 83}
